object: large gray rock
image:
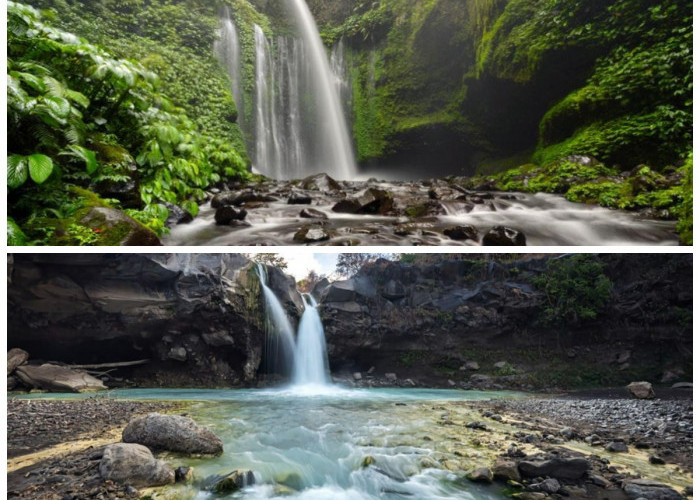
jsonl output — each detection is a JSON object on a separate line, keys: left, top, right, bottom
{"left": 122, "top": 413, "right": 223, "bottom": 455}
{"left": 492, "top": 458, "right": 520, "bottom": 482}
{"left": 203, "top": 470, "right": 256, "bottom": 493}
{"left": 622, "top": 479, "right": 683, "bottom": 500}
{"left": 15, "top": 364, "right": 106, "bottom": 393}
{"left": 518, "top": 457, "right": 590, "bottom": 480}
{"left": 627, "top": 381, "right": 655, "bottom": 399}
{"left": 7, "top": 348, "right": 29, "bottom": 374}
{"left": 99, "top": 443, "right": 175, "bottom": 487}
{"left": 300, "top": 173, "right": 341, "bottom": 191}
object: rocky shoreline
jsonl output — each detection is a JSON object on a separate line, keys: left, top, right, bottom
{"left": 7, "top": 389, "right": 692, "bottom": 499}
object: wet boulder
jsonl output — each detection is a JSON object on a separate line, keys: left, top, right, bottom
{"left": 627, "top": 381, "right": 655, "bottom": 399}
{"left": 212, "top": 190, "right": 277, "bottom": 208}
{"left": 443, "top": 225, "right": 478, "bottom": 241}
{"left": 622, "top": 479, "right": 683, "bottom": 500}
{"left": 164, "top": 202, "right": 193, "bottom": 228}
{"left": 482, "top": 226, "right": 526, "bottom": 246}
{"left": 301, "top": 173, "right": 341, "bottom": 191}
{"left": 79, "top": 207, "right": 161, "bottom": 245}
{"left": 99, "top": 443, "right": 175, "bottom": 487}
{"left": 492, "top": 458, "right": 520, "bottom": 482}
{"left": 215, "top": 206, "right": 247, "bottom": 225}
{"left": 300, "top": 208, "right": 328, "bottom": 219}
{"left": 203, "top": 470, "right": 255, "bottom": 493}
{"left": 122, "top": 413, "right": 223, "bottom": 455}
{"left": 467, "top": 467, "right": 493, "bottom": 483}
{"left": 287, "top": 191, "right": 313, "bottom": 205}
{"left": 332, "top": 198, "right": 362, "bottom": 214}
{"left": 293, "top": 225, "right": 331, "bottom": 243}
{"left": 356, "top": 188, "right": 394, "bottom": 215}
{"left": 15, "top": 364, "right": 106, "bottom": 393}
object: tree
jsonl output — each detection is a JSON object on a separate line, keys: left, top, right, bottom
{"left": 533, "top": 255, "right": 613, "bottom": 327}
{"left": 298, "top": 270, "right": 325, "bottom": 293}
{"left": 335, "top": 253, "right": 381, "bottom": 277}
{"left": 248, "top": 253, "right": 288, "bottom": 270}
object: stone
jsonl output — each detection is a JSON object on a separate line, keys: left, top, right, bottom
{"left": 15, "top": 364, "right": 106, "bottom": 393}
{"left": 443, "top": 225, "right": 478, "bottom": 241}
{"left": 627, "top": 381, "right": 655, "bottom": 399}
{"left": 649, "top": 455, "right": 666, "bottom": 465}
{"left": 164, "top": 202, "right": 193, "bottom": 227}
{"left": 493, "top": 361, "right": 507, "bottom": 369}
{"left": 528, "top": 478, "right": 560, "bottom": 494}
{"left": 559, "top": 428, "right": 574, "bottom": 440}
{"left": 462, "top": 361, "right": 480, "bottom": 371}
{"left": 201, "top": 331, "right": 235, "bottom": 347}
{"left": 482, "top": 226, "right": 526, "bottom": 246}
{"left": 293, "top": 225, "right": 331, "bottom": 243}
{"left": 385, "top": 373, "right": 397, "bottom": 382}
{"left": 353, "top": 372, "right": 362, "bottom": 381}
{"left": 175, "top": 466, "right": 194, "bottom": 483}
{"left": 382, "top": 280, "right": 406, "bottom": 300}
{"left": 212, "top": 191, "right": 276, "bottom": 208}
{"left": 332, "top": 199, "right": 362, "bottom": 214}
{"left": 99, "top": 443, "right": 175, "bottom": 487}
{"left": 168, "top": 346, "right": 187, "bottom": 362}
{"left": 622, "top": 479, "right": 683, "bottom": 500}
{"left": 605, "top": 441, "right": 628, "bottom": 453}
{"left": 361, "top": 456, "right": 375, "bottom": 468}
{"left": 301, "top": 173, "right": 341, "bottom": 191}
{"left": 467, "top": 467, "right": 493, "bottom": 483}
{"left": 299, "top": 208, "right": 328, "bottom": 219}
{"left": 518, "top": 457, "right": 590, "bottom": 480}
{"left": 660, "top": 370, "right": 682, "bottom": 383}
{"left": 122, "top": 413, "right": 223, "bottom": 455}
{"left": 7, "top": 348, "right": 29, "bottom": 374}
{"left": 356, "top": 188, "right": 394, "bottom": 215}
{"left": 8, "top": 375, "right": 18, "bottom": 391}
{"left": 616, "top": 350, "right": 632, "bottom": 364}
{"left": 287, "top": 192, "right": 312, "bottom": 205}
{"left": 215, "top": 206, "right": 247, "bottom": 225}
{"left": 492, "top": 458, "right": 520, "bottom": 482}
{"left": 203, "top": 470, "right": 255, "bottom": 493}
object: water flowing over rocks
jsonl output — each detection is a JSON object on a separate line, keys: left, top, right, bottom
{"left": 164, "top": 176, "right": 679, "bottom": 246}
{"left": 122, "top": 413, "right": 223, "bottom": 455}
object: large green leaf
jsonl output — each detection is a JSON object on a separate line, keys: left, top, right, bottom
{"left": 28, "top": 153, "right": 54, "bottom": 184}
{"left": 7, "top": 154, "right": 28, "bottom": 189}
{"left": 7, "top": 217, "right": 28, "bottom": 246}
{"left": 44, "top": 96, "right": 71, "bottom": 118}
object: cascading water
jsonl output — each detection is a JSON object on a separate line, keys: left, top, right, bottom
{"left": 330, "top": 38, "right": 352, "bottom": 122}
{"left": 214, "top": 7, "right": 246, "bottom": 134}
{"left": 255, "top": 263, "right": 296, "bottom": 376}
{"left": 216, "top": 2, "right": 356, "bottom": 180}
{"left": 292, "top": 294, "right": 331, "bottom": 387}
{"left": 284, "top": 0, "right": 356, "bottom": 180}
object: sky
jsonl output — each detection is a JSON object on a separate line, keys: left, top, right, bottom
{"left": 276, "top": 252, "right": 340, "bottom": 281}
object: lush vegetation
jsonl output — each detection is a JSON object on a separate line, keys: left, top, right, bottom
{"left": 7, "top": 1, "right": 250, "bottom": 245}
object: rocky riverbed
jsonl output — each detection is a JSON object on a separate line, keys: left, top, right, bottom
{"left": 7, "top": 398, "right": 179, "bottom": 499}
{"left": 6, "top": 391, "right": 692, "bottom": 500}
{"left": 162, "top": 174, "right": 678, "bottom": 246}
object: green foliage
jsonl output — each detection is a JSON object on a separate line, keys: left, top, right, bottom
{"left": 7, "top": 218, "right": 29, "bottom": 245}
{"left": 7, "top": 2, "right": 250, "bottom": 244}
{"left": 532, "top": 255, "right": 612, "bottom": 327}
{"left": 66, "top": 223, "right": 100, "bottom": 246}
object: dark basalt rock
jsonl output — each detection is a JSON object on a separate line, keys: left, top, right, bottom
{"left": 356, "top": 188, "right": 394, "bottom": 215}
{"left": 203, "top": 470, "right": 255, "bottom": 493}
{"left": 164, "top": 202, "right": 193, "bottom": 227}
{"left": 443, "top": 225, "right": 478, "bottom": 241}
{"left": 287, "top": 191, "right": 313, "bottom": 205}
{"left": 518, "top": 457, "right": 590, "bottom": 480}
{"left": 482, "top": 226, "right": 526, "bottom": 246}
{"left": 332, "top": 199, "right": 362, "bottom": 213}
{"left": 300, "top": 208, "right": 328, "bottom": 219}
{"left": 215, "top": 206, "right": 247, "bottom": 225}
{"left": 211, "top": 191, "right": 277, "bottom": 208}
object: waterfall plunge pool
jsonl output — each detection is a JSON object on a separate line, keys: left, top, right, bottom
{"left": 16, "top": 388, "right": 525, "bottom": 499}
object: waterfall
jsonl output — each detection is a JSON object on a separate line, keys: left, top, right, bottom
{"left": 255, "top": 263, "right": 296, "bottom": 376}
{"left": 216, "top": 2, "right": 356, "bottom": 180}
{"left": 214, "top": 7, "right": 246, "bottom": 134}
{"left": 293, "top": 294, "right": 331, "bottom": 387}
{"left": 330, "top": 38, "right": 352, "bottom": 128}
{"left": 285, "top": 0, "right": 356, "bottom": 180}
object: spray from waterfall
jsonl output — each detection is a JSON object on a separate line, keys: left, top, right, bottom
{"left": 214, "top": 7, "right": 246, "bottom": 135}
{"left": 293, "top": 294, "right": 331, "bottom": 387}
{"left": 255, "top": 263, "right": 296, "bottom": 376}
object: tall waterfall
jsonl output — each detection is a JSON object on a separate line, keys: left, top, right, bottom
{"left": 330, "top": 38, "right": 352, "bottom": 124}
{"left": 214, "top": 7, "right": 246, "bottom": 135}
{"left": 255, "top": 263, "right": 296, "bottom": 376}
{"left": 292, "top": 294, "right": 331, "bottom": 386}
{"left": 216, "top": 1, "right": 356, "bottom": 180}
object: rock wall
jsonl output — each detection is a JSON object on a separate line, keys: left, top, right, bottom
{"left": 7, "top": 254, "right": 303, "bottom": 387}
{"left": 318, "top": 255, "right": 693, "bottom": 388}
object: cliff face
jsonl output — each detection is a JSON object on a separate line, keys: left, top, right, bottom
{"left": 318, "top": 255, "right": 693, "bottom": 387}
{"left": 7, "top": 254, "right": 302, "bottom": 387}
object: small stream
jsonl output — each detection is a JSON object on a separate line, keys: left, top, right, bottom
{"left": 163, "top": 189, "right": 677, "bottom": 246}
